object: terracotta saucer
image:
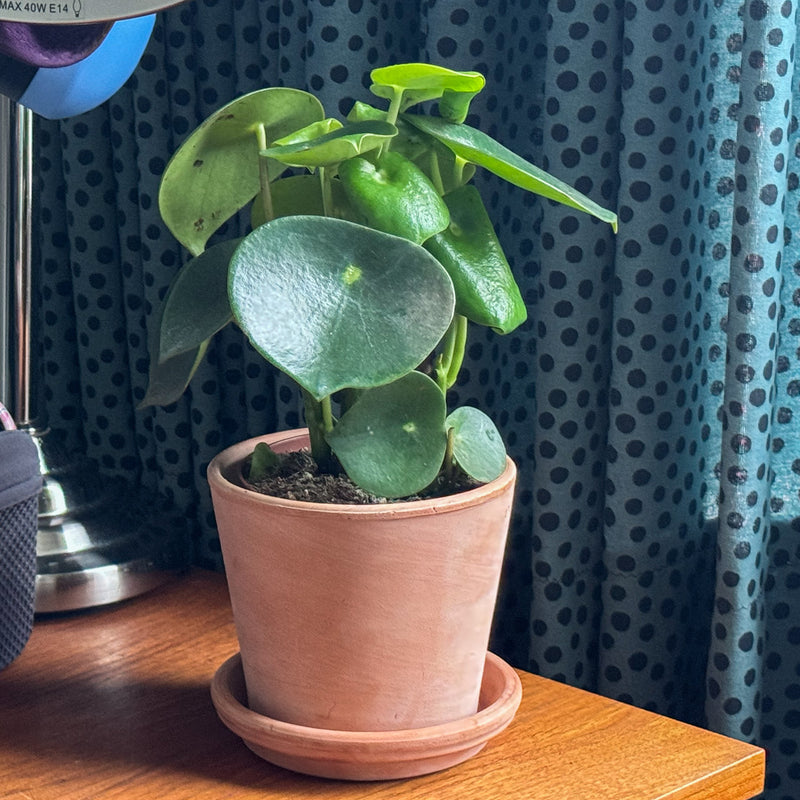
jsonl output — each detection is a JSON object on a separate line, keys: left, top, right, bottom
{"left": 210, "top": 651, "right": 522, "bottom": 781}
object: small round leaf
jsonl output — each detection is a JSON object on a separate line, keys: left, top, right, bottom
{"left": 327, "top": 372, "right": 447, "bottom": 498}
{"left": 447, "top": 406, "right": 507, "bottom": 483}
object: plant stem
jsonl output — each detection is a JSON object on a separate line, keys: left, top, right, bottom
{"left": 436, "top": 316, "right": 458, "bottom": 393}
{"left": 319, "top": 167, "right": 333, "bottom": 217}
{"left": 256, "top": 123, "right": 275, "bottom": 222}
{"left": 378, "top": 87, "right": 405, "bottom": 160}
{"left": 446, "top": 314, "right": 468, "bottom": 389}
{"left": 428, "top": 150, "right": 445, "bottom": 195}
{"left": 435, "top": 313, "right": 468, "bottom": 392}
{"left": 443, "top": 425, "right": 456, "bottom": 481}
{"left": 385, "top": 88, "right": 404, "bottom": 126}
{"left": 321, "top": 394, "right": 334, "bottom": 433}
{"left": 302, "top": 388, "right": 336, "bottom": 472}
{"left": 452, "top": 154, "right": 468, "bottom": 188}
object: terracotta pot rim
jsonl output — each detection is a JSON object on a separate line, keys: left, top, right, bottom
{"left": 207, "top": 428, "right": 517, "bottom": 518}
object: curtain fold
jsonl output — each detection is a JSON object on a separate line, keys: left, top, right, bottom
{"left": 29, "top": 1, "right": 800, "bottom": 797}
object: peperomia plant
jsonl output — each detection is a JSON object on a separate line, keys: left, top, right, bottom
{"left": 142, "top": 63, "right": 617, "bottom": 499}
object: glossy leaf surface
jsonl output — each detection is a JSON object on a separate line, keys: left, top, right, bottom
{"left": 346, "top": 101, "right": 477, "bottom": 193}
{"left": 327, "top": 371, "right": 447, "bottom": 497}
{"left": 425, "top": 185, "right": 526, "bottom": 334}
{"left": 228, "top": 216, "right": 455, "bottom": 400}
{"left": 338, "top": 151, "right": 449, "bottom": 244}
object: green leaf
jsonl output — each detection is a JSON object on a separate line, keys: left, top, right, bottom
{"left": 138, "top": 341, "right": 209, "bottom": 409}
{"left": 370, "top": 64, "right": 485, "bottom": 121}
{"left": 251, "top": 174, "right": 324, "bottom": 227}
{"left": 273, "top": 118, "right": 343, "bottom": 144}
{"left": 403, "top": 114, "right": 619, "bottom": 232}
{"left": 261, "top": 120, "right": 398, "bottom": 169}
{"left": 159, "top": 87, "right": 325, "bottom": 255}
{"left": 345, "top": 102, "right": 476, "bottom": 192}
{"left": 157, "top": 239, "right": 238, "bottom": 363}
{"left": 327, "top": 372, "right": 447, "bottom": 498}
{"left": 425, "top": 185, "right": 527, "bottom": 334}
{"left": 228, "top": 216, "right": 455, "bottom": 400}
{"left": 248, "top": 442, "right": 280, "bottom": 482}
{"left": 338, "top": 151, "right": 450, "bottom": 244}
{"left": 447, "top": 406, "right": 507, "bottom": 483}
{"left": 251, "top": 175, "right": 356, "bottom": 229}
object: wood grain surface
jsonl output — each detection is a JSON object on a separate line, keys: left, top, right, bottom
{"left": 0, "top": 570, "right": 764, "bottom": 799}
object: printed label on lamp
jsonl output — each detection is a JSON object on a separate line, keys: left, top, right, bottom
{"left": 0, "top": 0, "right": 181, "bottom": 22}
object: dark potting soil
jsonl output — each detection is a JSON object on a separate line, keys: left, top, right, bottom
{"left": 244, "top": 449, "right": 481, "bottom": 505}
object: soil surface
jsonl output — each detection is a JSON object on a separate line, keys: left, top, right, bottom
{"left": 244, "top": 449, "right": 480, "bottom": 504}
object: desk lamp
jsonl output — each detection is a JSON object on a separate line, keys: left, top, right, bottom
{"left": 0, "top": 1, "right": 187, "bottom": 612}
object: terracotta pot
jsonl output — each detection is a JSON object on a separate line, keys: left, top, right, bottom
{"left": 207, "top": 429, "right": 517, "bottom": 735}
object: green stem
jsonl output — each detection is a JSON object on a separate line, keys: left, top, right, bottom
{"left": 302, "top": 389, "right": 336, "bottom": 472}
{"left": 378, "top": 87, "right": 405, "bottom": 160}
{"left": 321, "top": 394, "right": 334, "bottom": 433}
{"left": 435, "top": 316, "right": 458, "bottom": 393}
{"left": 256, "top": 123, "right": 275, "bottom": 223}
{"left": 428, "top": 149, "right": 445, "bottom": 196}
{"left": 435, "top": 314, "right": 468, "bottom": 392}
{"left": 446, "top": 314, "right": 468, "bottom": 389}
{"left": 385, "top": 88, "right": 404, "bottom": 126}
{"left": 452, "top": 155, "right": 468, "bottom": 189}
{"left": 319, "top": 167, "right": 333, "bottom": 217}
{"left": 443, "top": 425, "right": 456, "bottom": 481}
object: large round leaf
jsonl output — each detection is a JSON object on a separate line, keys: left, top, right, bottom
{"left": 228, "top": 216, "right": 455, "bottom": 400}
{"left": 327, "top": 371, "right": 447, "bottom": 498}
{"left": 159, "top": 88, "right": 324, "bottom": 255}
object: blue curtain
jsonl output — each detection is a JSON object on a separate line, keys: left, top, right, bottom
{"left": 32, "top": 1, "right": 799, "bottom": 797}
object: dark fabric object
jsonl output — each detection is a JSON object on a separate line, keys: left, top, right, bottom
{"left": 0, "top": 52, "right": 35, "bottom": 101}
{"left": 0, "top": 431, "right": 42, "bottom": 512}
{"left": 0, "top": 431, "right": 41, "bottom": 670}
{"left": 0, "top": 21, "right": 111, "bottom": 67}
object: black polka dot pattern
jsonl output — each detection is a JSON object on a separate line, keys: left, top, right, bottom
{"left": 31, "top": 3, "right": 800, "bottom": 797}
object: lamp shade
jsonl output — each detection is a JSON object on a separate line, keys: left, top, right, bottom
{"left": 7, "top": 15, "right": 155, "bottom": 118}
{"left": 0, "top": 0, "right": 185, "bottom": 117}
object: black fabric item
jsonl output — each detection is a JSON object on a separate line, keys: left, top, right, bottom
{"left": 0, "top": 431, "right": 41, "bottom": 670}
{"left": 0, "top": 52, "right": 35, "bottom": 102}
{"left": 0, "top": 430, "right": 42, "bottom": 511}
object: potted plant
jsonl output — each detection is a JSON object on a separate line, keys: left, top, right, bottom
{"left": 142, "top": 63, "right": 617, "bottom": 780}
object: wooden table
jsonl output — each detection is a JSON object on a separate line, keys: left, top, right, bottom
{"left": 0, "top": 570, "right": 765, "bottom": 800}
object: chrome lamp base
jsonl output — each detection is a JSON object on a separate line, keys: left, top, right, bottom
{"left": 30, "top": 426, "right": 188, "bottom": 614}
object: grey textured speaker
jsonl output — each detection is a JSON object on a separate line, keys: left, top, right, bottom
{"left": 0, "top": 429, "right": 42, "bottom": 670}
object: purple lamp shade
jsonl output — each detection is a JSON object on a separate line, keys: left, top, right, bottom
{"left": 0, "top": 21, "right": 112, "bottom": 67}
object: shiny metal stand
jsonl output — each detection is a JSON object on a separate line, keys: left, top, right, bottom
{"left": 5, "top": 100, "right": 186, "bottom": 613}
{"left": 0, "top": 99, "right": 11, "bottom": 406}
